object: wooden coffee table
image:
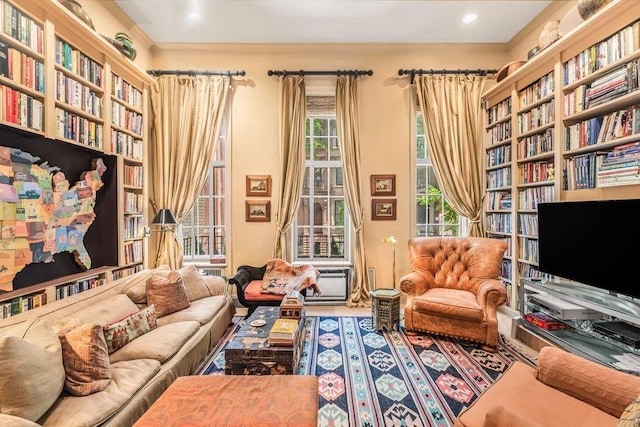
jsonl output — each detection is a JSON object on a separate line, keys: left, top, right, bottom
{"left": 224, "top": 306, "right": 305, "bottom": 375}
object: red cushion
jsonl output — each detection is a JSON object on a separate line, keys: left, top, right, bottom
{"left": 244, "top": 280, "right": 284, "bottom": 301}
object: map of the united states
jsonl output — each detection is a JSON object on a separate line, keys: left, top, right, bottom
{"left": 0, "top": 146, "right": 105, "bottom": 292}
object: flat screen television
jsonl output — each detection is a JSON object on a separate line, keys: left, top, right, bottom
{"left": 537, "top": 199, "right": 640, "bottom": 300}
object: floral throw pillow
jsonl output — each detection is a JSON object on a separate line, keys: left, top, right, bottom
{"left": 102, "top": 305, "right": 157, "bottom": 354}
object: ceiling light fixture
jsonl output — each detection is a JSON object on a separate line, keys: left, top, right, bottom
{"left": 462, "top": 13, "right": 477, "bottom": 24}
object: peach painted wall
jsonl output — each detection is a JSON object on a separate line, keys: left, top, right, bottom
{"left": 150, "top": 43, "right": 509, "bottom": 284}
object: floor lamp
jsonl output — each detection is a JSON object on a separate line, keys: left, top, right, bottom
{"left": 152, "top": 208, "right": 177, "bottom": 267}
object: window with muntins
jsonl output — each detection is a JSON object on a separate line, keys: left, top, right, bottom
{"left": 294, "top": 96, "right": 349, "bottom": 261}
{"left": 181, "top": 119, "right": 228, "bottom": 265}
{"left": 415, "top": 111, "right": 464, "bottom": 237}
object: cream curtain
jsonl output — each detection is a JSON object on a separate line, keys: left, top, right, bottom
{"left": 273, "top": 76, "right": 306, "bottom": 259}
{"left": 149, "top": 75, "right": 231, "bottom": 268}
{"left": 336, "top": 75, "right": 371, "bottom": 307}
{"left": 415, "top": 74, "right": 487, "bottom": 237}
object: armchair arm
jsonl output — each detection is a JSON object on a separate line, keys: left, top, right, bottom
{"left": 475, "top": 279, "right": 508, "bottom": 308}
{"left": 536, "top": 346, "right": 640, "bottom": 417}
{"left": 399, "top": 272, "right": 430, "bottom": 296}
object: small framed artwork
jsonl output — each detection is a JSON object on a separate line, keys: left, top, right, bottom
{"left": 371, "top": 174, "right": 396, "bottom": 196}
{"left": 246, "top": 175, "right": 272, "bottom": 197}
{"left": 246, "top": 200, "right": 271, "bottom": 222}
{"left": 372, "top": 199, "right": 397, "bottom": 221}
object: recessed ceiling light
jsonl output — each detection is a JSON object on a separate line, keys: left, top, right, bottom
{"left": 462, "top": 13, "right": 477, "bottom": 23}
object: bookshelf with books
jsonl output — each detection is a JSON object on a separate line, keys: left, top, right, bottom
{"left": 482, "top": 0, "right": 640, "bottom": 310}
{"left": 484, "top": 91, "right": 515, "bottom": 303}
{"left": 0, "top": 0, "right": 153, "bottom": 313}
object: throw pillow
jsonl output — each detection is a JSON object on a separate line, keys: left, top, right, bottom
{"left": 103, "top": 305, "right": 157, "bottom": 353}
{"left": 155, "top": 264, "right": 211, "bottom": 301}
{"left": 0, "top": 319, "right": 65, "bottom": 422}
{"left": 617, "top": 394, "right": 640, "bottom": 426}
{"left": 58, "top": 323, "right": 111, "bottom": 396}
{"left": 146, "top": 271, "right": 190, "bottom": 317}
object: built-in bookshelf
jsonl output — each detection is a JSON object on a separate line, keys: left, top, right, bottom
{"left": 482, "top": 0, "right": 640, "bottom": 310}
{"left": 0, "top": 0, "right": 153, "bottom": 315}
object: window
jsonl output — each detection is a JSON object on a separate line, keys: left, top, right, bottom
{"left": 294, "top": 97, "right": 349, "bottom": 261}
{"left": 181, "top": 119, "right": 228, "bottom": 265}
{"left": 415, "top": 112, "right": 463, "bottom": 237}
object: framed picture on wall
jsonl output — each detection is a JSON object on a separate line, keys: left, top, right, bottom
{"left": 371, "top": 174, "right": 396, "bottom": 196}
{"left": 246, "top": 175, "right": 272, "bottom": 197}
{"left": 246, "top": 200, "right": 271, "bottom": 222}
{"left": 371, "top": 199, "right": 396, "bottom": 221}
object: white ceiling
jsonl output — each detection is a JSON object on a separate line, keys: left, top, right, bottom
{"left": 114, "top": 0, "right": 552, "bottom": 44}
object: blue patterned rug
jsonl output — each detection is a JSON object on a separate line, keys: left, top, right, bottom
{"left": 200, "top": 316, "right": 536, "bottom": 427}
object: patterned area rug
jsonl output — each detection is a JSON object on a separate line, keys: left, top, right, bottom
{"left": 200, "top": 316, "right": 536, "bottom": 427}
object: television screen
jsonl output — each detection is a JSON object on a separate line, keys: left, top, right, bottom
{"left": 537, "top": 199, "right": 640, "bottom": 300}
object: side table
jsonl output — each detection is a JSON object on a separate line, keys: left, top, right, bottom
{"left": 371, "top": 288, "right": 401, "bottom": 331}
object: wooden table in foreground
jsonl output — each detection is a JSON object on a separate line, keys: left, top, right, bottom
{"left": 224, "top": 306, "right": 305, "bottom": 375}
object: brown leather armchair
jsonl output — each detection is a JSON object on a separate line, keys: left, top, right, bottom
{"left": 400, "top": 237, "right": 508, "bottom": 349}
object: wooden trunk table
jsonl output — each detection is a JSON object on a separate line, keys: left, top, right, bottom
{"left": 224, "top": 306, "right": 305, "bottom": 375}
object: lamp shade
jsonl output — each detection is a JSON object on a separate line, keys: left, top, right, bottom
{"left": 152, "top": 208, "right": 177, "bottom": 226}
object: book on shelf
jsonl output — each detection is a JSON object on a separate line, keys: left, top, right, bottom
{"left": 268, "top": 318, "right": 299, "bottom": 346}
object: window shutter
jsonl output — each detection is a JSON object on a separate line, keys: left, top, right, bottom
{"left": 306, "top": 96, "right": 335, "bottom": 117}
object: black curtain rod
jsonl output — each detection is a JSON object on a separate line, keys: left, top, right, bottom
{"left": 147, "top": 69, "right": 246, "bottom": 77}
{"left": 267, "top": 69, "right": 373, "bottom": 77}
{"left": 398, "top": 68, "right": 497, "bottom": 84}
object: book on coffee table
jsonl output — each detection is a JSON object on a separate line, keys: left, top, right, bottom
{"left": 268, "top": 318, "right": 299, "bottom": 346}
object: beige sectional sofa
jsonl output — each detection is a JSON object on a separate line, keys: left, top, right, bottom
{"left": 0, "top": 266, "right": 236, "bottom": 427}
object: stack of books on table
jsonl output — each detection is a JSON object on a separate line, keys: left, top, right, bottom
{"left": 268, "top": 318, "right": 302, "bottom": 346}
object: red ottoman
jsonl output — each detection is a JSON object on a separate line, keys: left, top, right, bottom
{"left": 134, "top": 375, "right": 318, "bottom": 427}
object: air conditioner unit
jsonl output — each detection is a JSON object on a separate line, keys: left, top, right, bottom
{"left": 307, "top": 268, "right": 351, "bottom": 305}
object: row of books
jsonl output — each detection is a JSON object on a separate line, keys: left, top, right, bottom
{"left": 112, "top": 75, "right": 143, "bottom": 108}
{"left": 55, "top": 39, "right": 104, "bottom": 87}
{"left": 517, "top": 213, "right": 538, "bottom": 237}
{"left": 517, "top": 186, "right": 554, "bottom": 210}
{"left": 111, "top": 103, "right": 144, "bottom": 135}
{"left": 123, "top": 215, "right": 145, "bottom": 240}
{"left": 112, "top": 264, "right": 143, "bottom": 280}
{"left": 486, "top": 213, "right": 511, "bottom": 234}
{"left": 518, "top": 160, "right": 554, "bottom": 184}
{"left": 0, "top": 43, "right": 45, "bottom": 92}
{"left": 563, "top": 19, "right": 640, "bottom": 85}
{"left": 124, "top": 191, "right": 144, "bottom": 213}
{"left": 55, "top": 276, "right": 105, "bottom": 300}
{"left": 56, "top": 71, "right": 104, "bottom": 117}
{"left": 55, "top": 107, "right": 103, "bottom": 147}
{"left": 520, "top": 71, "right": 554, "bottom": 108}
{"left": 518, "top": 236, "right": 538, "bottom": 263}
{"left": 111, "top": 130, "right": 143, "bottom": 159}
{"left": 0, "top": 85, "right": 43, "bottom": 131}
{"left": 1, "top": 1, "right": 44, "bottom": 54}
{"left": 486, "top": 167, "right": 511, "bottom": 189}
{"left": 486, "top": 144, "right": 511, "bottom": 168}
{"left": 123, "top": 164, "right": 144, "bottom": 187}
{"left": 486, "top": 120, "right": 511, "bottom": 145}
{"left": 486, "top": 97, "right": 511, "bottom": 125}
{"left": 564, "top": 106, "right": 639, "bottom": 150}
{"left": 563, "top": 142, "right": 640, "bottom": 189}
{"left": 485, "top": 191, "right": 511, "bottom": 210}
{"left": 517, "top": 101, "right": 554, "bottom": 134}
{"left": 0, "top": 292, "right": 47, "bottom": 319}
{"left": 123, "top": 239, "right": 143, "bottom": 264}
{"left": 518, "top": 128, "right": 553, "bottom": 159}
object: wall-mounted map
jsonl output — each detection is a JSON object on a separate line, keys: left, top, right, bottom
{"left": 0, "top": 146, "right": 106, "bottom": 292}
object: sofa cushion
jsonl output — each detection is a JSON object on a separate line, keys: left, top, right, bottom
{"left": 455, "top": 361, "right": 617, "bottom": 427}
{"left": 70, "top": 294, "right": 140, "bottom": 326}
{"left": 0, "top": 319, "right": 65, "bottom": 422}
{"left": 146, "top": 271, "right": 190, "bottom": 317}
{"left": 58, "top": 323, "right": 111, "bottom": 396}
{"left": 39, "top": 359, "right": 161, "bottom": 427}
{"left": 109, "top": 321, "right": 200, "bottom": 364}
{"left": 156, "top": 295, "right": 228, "bottom": 327}
{"left": 537, "top": 346, "right": 640, "bottom": 417}
{"left": 103, "top": 305, "right": 158, "bottom": 353}
{"left": 122, "top": 267, "right": 168, "bottom": 304}
{"left": 0, "top": 414, "right": 41, "bottom": 426}
{"left": 155, "top": 265, "right": 212, "bottom": 302}
{"left": 414, "top": 288, "right": 484, "bottom": 322}
{"left": 245, "top": 280, "right": 286, "bottom": 302}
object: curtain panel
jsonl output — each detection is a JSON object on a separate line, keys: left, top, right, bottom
{"left": 273, "top": 76, "right": 307, "bottom": 260}
{"left": 336, "top": 75, "right": 371, "bottom": 307}
{"left": 149, "top": 75, "right": 231, "bottom": 268}
{"left": 414, "top": 74, "right": 487, "bottom": 237}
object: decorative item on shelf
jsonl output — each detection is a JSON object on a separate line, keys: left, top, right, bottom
{"left": 382, "top": 235, "right": 397, "bottom": 289}
{"left": 58, "top": 0, "right": 95, "bottom": 30}
{"left": 151, "top": 208, "right": 177, "bottom": 232}
{"left": 527, "top": 46, "right": 541, "bottom": 60}
{"left": 115, "top": 32, "right": 137, "bottom": 61}
{"left": 496, "top": 60, "right": 526, "bottom": 83}
{"left": 577, "top": 0, "right": 613, "bottom": 20}
{"left": 538, "top": 19, "right": 561, "bottom": 50}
